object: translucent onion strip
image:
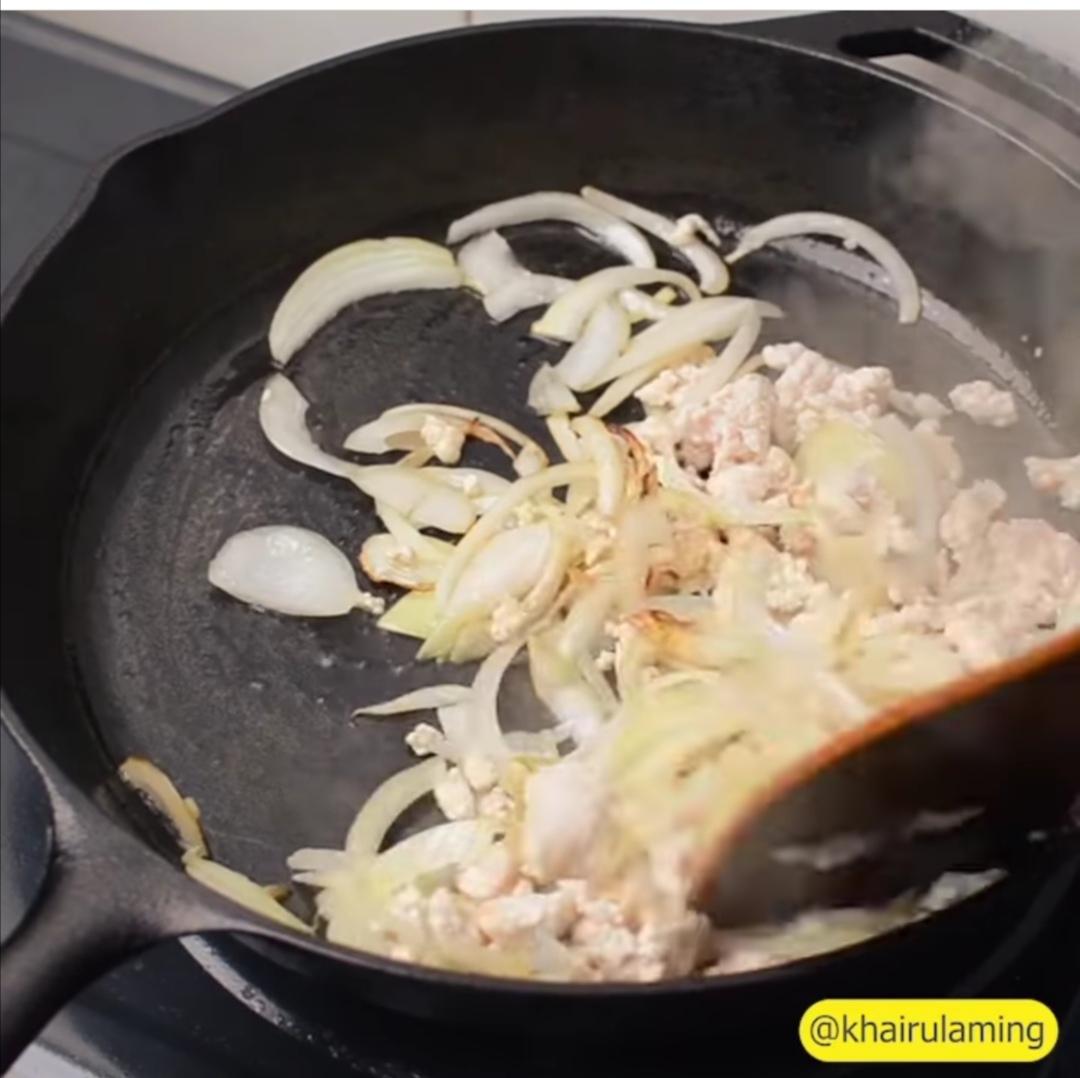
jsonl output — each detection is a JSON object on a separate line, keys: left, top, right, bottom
{"left": 572, "top": 416, "right": 626, "bottom": 518}
{"left": 727, "top": 212, "right": 921, "bottom": 323}
{"left": 353, "top": 684, "right": 472, "bottom": 717}
{"left": 369, "top": 403, "right": 548, "bottom": 477}
{"left": 533, "top": 267, "right": 699, "bottom": 342}
{"left": 447, "top": 191, "right": 655, "bottom": 268}
{"left": 435, "top": 462, "right": 596, "bottom": 610}
{"left": 270, "top": 237, "right": 462, "bottom": 364}
{"left": 119, "top": 757, "right": 207, "bottom": 856}
{"left": 184, "top": 852, "right": 312, "bottom": 933}
{"left": 673, "top": 307, "right": 764, "bottom": 415}
{"left": 457, "top": 231, "right": 571, "bottom": 321}
{"left": 259, "top": 376, "right": 476, "bottom": 532}
{"left": 589, "top": 300, "right": 764, "bottom": 418}
{"left": 551, "top": 300, "right": 631, "bottom": 392}
{"left": 581, "top": 186, "right": 729, "bottom": 294}
{"left": 528, "top": 364, "right": 580, "bottom": 415}
{"left": 344, "top": 757, "right": 446, "bottom": 855}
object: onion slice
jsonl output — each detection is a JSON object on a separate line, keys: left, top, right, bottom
{"left": 260, "top": 373, "right": 358, "bottom": 481}
{"left": 345, "top": 757, "right": 447, "bottom": 855}
{"left": 458, "top": 231, "right": 571, "bottom": 321}
{"left": 367, "top": 403, "right": 548, "bottom": 477}
{"left": 359, "top": 533, "right": 446, "bottom": 590}
{"left": 447, "top": 192, "right": 655, "bottom": 268}
{"left": 269, "top": 237, "right": 462, "bottom": 365}
{"left": 533, "top": 267, "right": 699, "bottom": 342}
{"left": 353, "top": 684, "right": 472, "bottom": 717}
{"left": 673, "top": 307, "right": 764, "bottom": 415}
{"left": 572, "top": 416, "right": 626, "bottom": 518}
{"left": 727, "top": 212, "right": 921, "bottom": 323}
{"left": 209, "top": 526, "right": 373, "bottom": 617}
{"left": 119, "top": 757, "right": 207, "bottom": 856}
{"left": 434, "top": 462, "right": 594, "bottom": 610}
{"left": 581, "top": 186, "right": 729, "bottom": 294}
{"left": 589, "top": 299, "right": 769, "bottom": 418}
{"left": 184, "top": 852, "right": 312, "bottom": 932}
{"left": 551, "top": 300, "right": 631, "bottom": 392}
{"left": 528, "top": 364, "right": 580, "bottom": 416}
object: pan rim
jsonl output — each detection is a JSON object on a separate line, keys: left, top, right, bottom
{"left": 3, "top": 12, "right": 1076, "bottom": 327}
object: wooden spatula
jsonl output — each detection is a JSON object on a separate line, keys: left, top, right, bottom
{"left": 694, "top": 630, "right": 1080, "bottom": 927}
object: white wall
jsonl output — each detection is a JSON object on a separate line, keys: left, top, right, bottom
{"left": 37, "top": 9, "right": 1080, "bottom": 88}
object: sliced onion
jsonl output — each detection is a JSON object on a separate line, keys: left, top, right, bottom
{"left": 619, "top": 288, "right": 676, "bottom": 323}
{"left": 119, "top": 757, "right": 207, "bottom": 856}
{"left": 461, "top": 641, "right": 521, "bottom": 759}
{"left": 373, "top": 403, "right": 548, "bottom": 476}
{"left": 421, "top": 466, "right": 512, "bottom": 513}
{"left": 444, "top": 523, "right": 554, "bottom": 619}
{"left": 551, "top": 300, "right": 631, "bottom": 392}
{"left": 260, "top": 373, "right": 358, "bottom": 481}
{"left": 344, "top": 757, "right": 446, "bottom": 855}
{"left": 672, "top": 307, "right": 764, "bottom": 415}
{"left": 378, "top": 590, "right": 439, "bottom": 639}
{"left": 353, "top": 684, "right": 472, "bottom": 717}
{"left": 527, "top": 364, "right": 580, "bottom": 416}
{"left": 434, "top": 462, "right": 595, "bottom": 609}
{"left": 259, "top": 376, "right": 476, "bottom": 531}
{"left": 533, "top": 267, "right": 699, "bottom": 342}
{"left": 590, "top": 299, "right": 781, "bottom": 418}
{"left": 184, "top": 851, "right": 313, "bottom": 932}
{"left": 375, "top": 502, "right": 453, "bottom": 562}
{"left": 572, "top": 416, "right": 626, "bottom": 518}
{"left": 340, "top": 410, "right": 436, "bottom": 455}
{"left": 447, "top": 192, "right": 655, "bottom": 268}
{"left": 581, "top": 186, "right": 729, "bottom": 293}
{"left": 209, "top": 526, "right": 368, "bottom": 617}
{"left": 369, "top": 819, "right": 499, "bottom": 896}
{"left": 269, "top": 237, "right": 462, "bottom": 365}
{"left": 359, "top": 533, "right": 446, "bottom": 589}
{"left": 727, "top": 212, "right": 921, "bottom": 324}
{"left": 457, "top": 231, "right": 571, "bottom": 321}
{"left": 546, "top": 414, "right": 583, "bottom": 462}
{"left": 557, "top": 579, "right": 618, "bottom": 659}
{"left": 354, "top": 466, "right": 477, "bottom": 534}
{"left": 528, "top": 633, "right": 610, "bottom": 744}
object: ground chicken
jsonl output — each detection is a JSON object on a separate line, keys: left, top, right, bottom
{"left": 771, "top": 346, "right": 893, "bottom": 449}
{"left": 434, "top": 767, "right": 476, "bottom": 821}
{"left": 889, "top": 388, "right": 951, "bottom": 421}
{"left": 457, "top": 843, "right": 518, "bottom": 900}
{"left": 1025, "top": 454, "right": 1080, "bottom": 511}
{"left": 420, "top": 415, "right": 467, "bottom": 463}
{"left": 679, "top": 373, "right": 775, "bottom": 473}
{"left": 706, "top": 446, "right": 798, "bottom": 508}
{"left": 940, "top": 480, "right": 1007, "bottom": 555}
{"left": 404, "top": 722, "right": 444, "bottom": 757}
{"left": 941, "top": 519, "right": 1080, "bottom": 666}
{"left": 948, "top": 380, "right": 1018, "bottom": 427}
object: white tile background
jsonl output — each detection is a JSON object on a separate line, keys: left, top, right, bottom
{"left": 35, "top": 10, "right": 1080, "bottom": 88}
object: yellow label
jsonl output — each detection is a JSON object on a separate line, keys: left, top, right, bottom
{"left": 800, "top": 999, "right": 1058, "bottom": 1063}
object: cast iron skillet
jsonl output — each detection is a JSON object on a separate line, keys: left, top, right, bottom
{"left": 2, "top": 12, "right": 1079, "bottom": 1072}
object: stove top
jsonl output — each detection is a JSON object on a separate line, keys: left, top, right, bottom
{"left": 1, "top": 13, "right": 1078, "bottom": 1078}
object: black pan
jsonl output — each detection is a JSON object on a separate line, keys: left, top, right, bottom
{"left": 3, "top": 12, "right": 1079, "bottom": 1072}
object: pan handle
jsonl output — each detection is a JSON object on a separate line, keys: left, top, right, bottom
{"left": 736, "top": 11, "right": 1080, "bottom": 165}
{"left": 0, "top": 790, "right": 246, "bottom": 1073}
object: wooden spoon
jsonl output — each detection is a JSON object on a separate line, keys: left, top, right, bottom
{"left": 694, "top": 629, "right": 1080, "bottom": 926}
